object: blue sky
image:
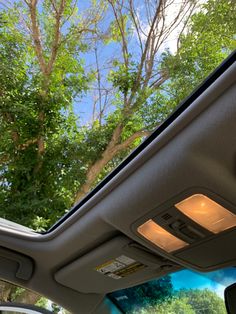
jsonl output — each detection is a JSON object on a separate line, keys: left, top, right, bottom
{"left": 73, "top": 0, "right": 207, "bottom": 126}
{"left": 171, "top": 268, "right": 236, "bottom": 299}
{"left": 0, "top": 0, "right": 204, "bottom": 126}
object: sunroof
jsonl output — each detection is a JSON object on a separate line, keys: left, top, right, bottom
{"left": 0, "top": 0, "right": 235, "bottom": 232}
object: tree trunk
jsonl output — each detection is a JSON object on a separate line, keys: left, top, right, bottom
{"left": 0, "top": 280, "right": 41, "bottom": 306}
{"left": 15, "top": 289, "right": 41, "bottom": 304}
{"left": 74, "top": 127, "right": 151, "bottom": 204}
{"left": 0, "top": 281, "right": 13, "bottom": 302}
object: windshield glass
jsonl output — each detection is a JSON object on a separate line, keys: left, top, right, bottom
{"left": 109, "top": 267, "right": 236, "bottom": 313}
{"left": 0, "top": 0, "right": 235, "bottom": 232}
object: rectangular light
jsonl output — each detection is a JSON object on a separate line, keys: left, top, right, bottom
{"left": 175, "top": 194, "right": 236, "bottom": 234}
{"left": 137, "top": 219, "right": 188, "bottom": 253}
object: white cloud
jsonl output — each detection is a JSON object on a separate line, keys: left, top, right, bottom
{"left": 213, "top": 283, "right": 226, "bottom": 299}
{"left": 133, "top": 0, "right": 207, "bottom": 54}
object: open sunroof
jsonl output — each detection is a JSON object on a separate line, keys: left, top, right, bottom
{"left": 48, "top": 51, "right": 236, "bottom": 233}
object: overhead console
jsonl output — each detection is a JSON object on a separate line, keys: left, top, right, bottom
{"left": 55, "top": 188, "right": 236, "bottom": 295}
{"left": 132, "top": 188, "right": 236, "bottom": 271}
{"left": 55, "top": 236, "right": 179, "bottom": 294}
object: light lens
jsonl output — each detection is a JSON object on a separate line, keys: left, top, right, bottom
{"left": 175, "top": 194, "right": 236, "bottom": 234}
{"left": 137, "top": 219, "right": 188, "bottom": 253}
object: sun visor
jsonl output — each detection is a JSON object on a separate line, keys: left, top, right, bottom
{"left": 54, "top": 236, "right": 179, "bottom": 294}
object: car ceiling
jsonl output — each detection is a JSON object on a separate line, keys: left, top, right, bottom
{"left": 0, "top": 52, "right": 235, "bottom": 313}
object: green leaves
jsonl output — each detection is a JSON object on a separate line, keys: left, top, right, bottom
{"left": 0, "top": 2, "right": 91, "bottom": 229}
{"left": 104, "top": 14, "right": 129, "bottom": 44}
{"left": 0, "top": 0, "right": 235, "bottom": 230}
{"left": 111, "top": 284, "right": 226, "bottom": 314}
{"left": 160, "top": 0, "right": 236, "bottom": 109}
{"left": 109, "top": 61, "right": 138, "bottom": 94}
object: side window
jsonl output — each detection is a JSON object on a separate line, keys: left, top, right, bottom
{"left": 0, "top": 280, "right": 69, "bottom": 314}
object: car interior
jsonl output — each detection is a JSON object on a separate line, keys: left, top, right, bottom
{"left": 0, "top": 51, "right": 235, "bottom": 313}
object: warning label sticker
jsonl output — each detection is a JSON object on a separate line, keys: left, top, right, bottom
{"left": 94, "top": 255, "right": 146, "bottom": 280}
{"left": 95, "top": 260, "right": 125, "bottom": 274}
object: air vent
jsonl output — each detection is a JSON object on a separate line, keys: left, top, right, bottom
{"left": 162, "top": 213, "right": 172, "bottom": 221}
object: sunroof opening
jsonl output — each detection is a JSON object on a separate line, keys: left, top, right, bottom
{"left": 0, "top": 0, "right": 235, "bottom": 233}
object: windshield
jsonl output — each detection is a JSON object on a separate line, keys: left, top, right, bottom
{"left": 0, "top": 0, "right": 235, "bottom": 233}
{"left": 109, "top": 267, "right": 236, "bottom": 313}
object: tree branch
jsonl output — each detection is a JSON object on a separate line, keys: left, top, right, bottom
{"left": 126, "top": 0, "right": 164, "bottom": 107}
{"left": 108, "top": 0, "right": 129, "bottom": 67}
{"left": 149, "top": 70, "right": 169, "bottom": 89}
{"left": 114, "top": 129, "right": 151, "bottom": 152}
{"left": 177, "top": 2, "right": 197, "bottom": 50}
{"left": 94, "top": 45, "right": 103, "bottom": 125}
{"left": 26, "top": 0, "right": 47, "bottom": 75}
{"left": 74, "top": 126, "right": 151, "bottom": 203}
{"left": 129, "top": 0, "right": 144, "bottom": 54}
{"left": 47, "top": 0, "right": 66, "bottom": 75}
{"left": 17, "top": 138, "right": 38, "bottom": 151}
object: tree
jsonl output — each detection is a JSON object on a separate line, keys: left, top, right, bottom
{"left": 110, "top": 285, "right": 226, "bottom": 314}
{"left": 132, "top": 289, "right": 225, "bottom": 313}
{"left": 73, "top": 0, "right": 198, "bottom": 203}
{"left": 153, "top": 297, "right": 195, "bottom": 314}
{"left": 109, "top": 275, "right": 173, "bottom": 313}
{"left": 0, "top": 0, "right": 103, "bottom": 229}
{"left": 176, "top": 289, "right": 226, "bottom": 314}
{"left": 0, "top": 0, "right": 200, "bottom": 227}
{"left": 1, "top": 0, "right": 234, "bottom": 229}
{"left": 160, "top": 0, "right": 236, "bottom": 110}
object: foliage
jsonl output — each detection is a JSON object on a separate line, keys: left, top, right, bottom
{"left": 109, "top": 61, "right": 138, "bottom": 94}
{"left": 111, "top": 286, "right": 227, "bottom": 314}
{"left": 0, "top": 2, "right": 92, "bottom": 230}
{"left": 159, "top": 0, "right": 236, "bottom": 110}
{"left": 109, "top": 275, "right": 173, "bottom": 313}
{"left": 176, "top": 289, "right": 227, "bottom": 314}
{"left": 153, "top": 296, "right": 195, "bottom": 314}
{"left": 0, "top": 0, "right": 235, "bottom": 230}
